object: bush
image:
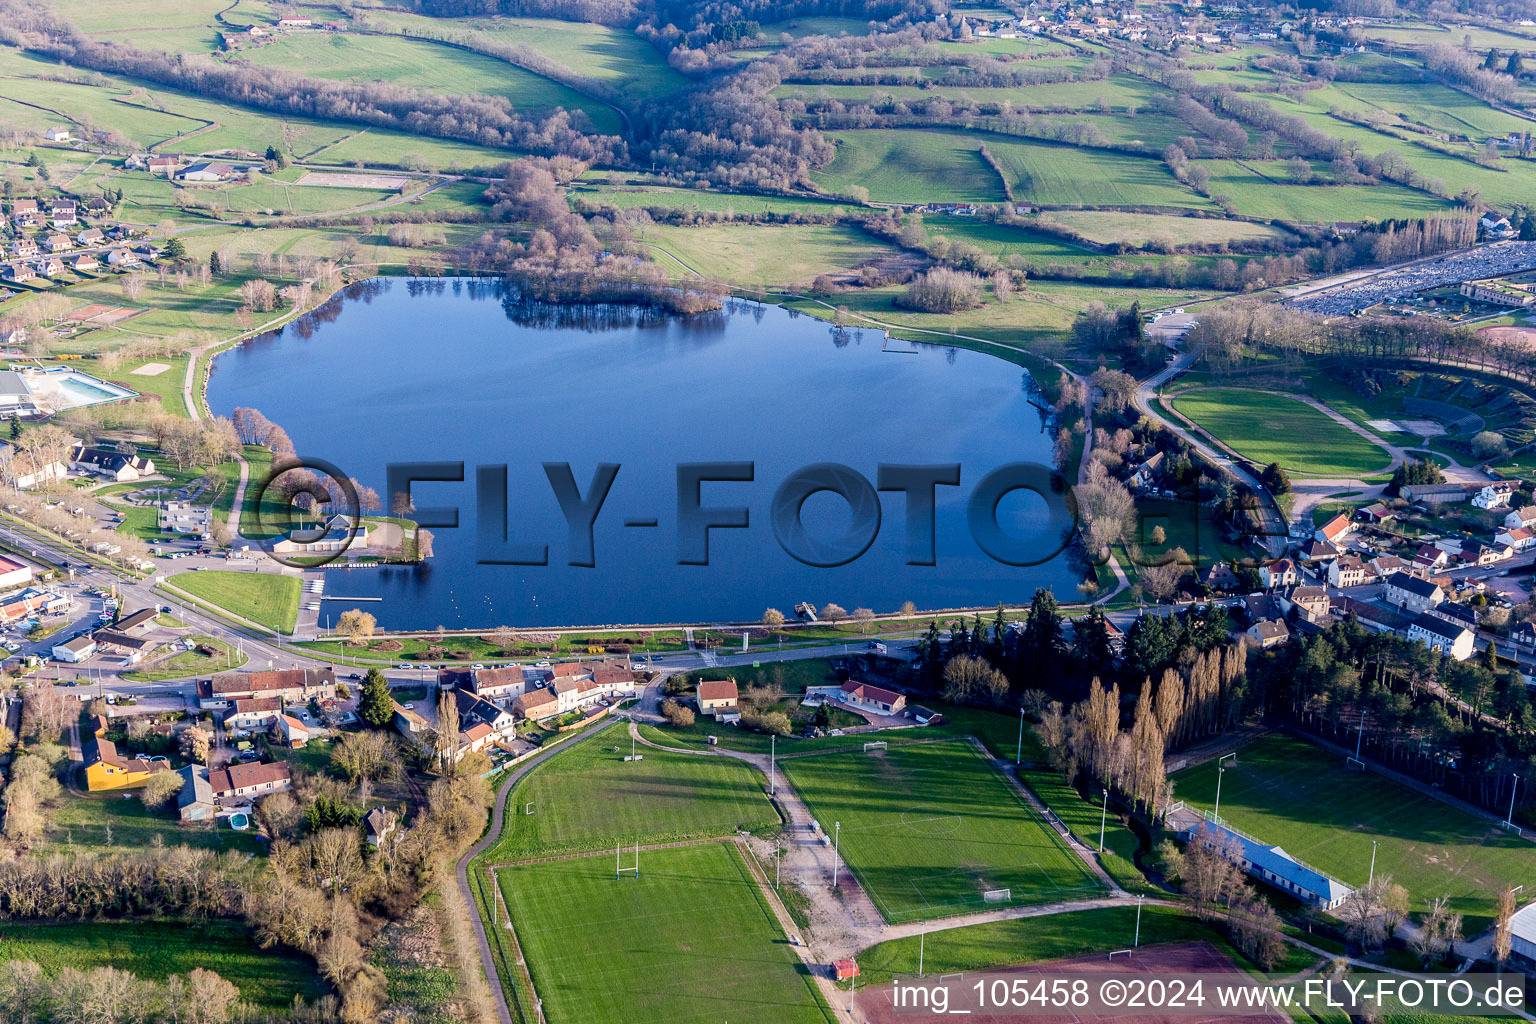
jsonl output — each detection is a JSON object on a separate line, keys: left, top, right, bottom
{"left": 896, "top": 268, "right": 986, "bottom": 313}
{"left": 660, "top": 699, "right": 695, "bottom": 728}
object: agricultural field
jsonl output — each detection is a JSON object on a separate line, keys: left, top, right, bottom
{"left": 1040, "top": 211, "right": 1297, "bottom": 248}
{"left": 495, "top": 843, "right": 834, "bottom": 1024}
{"left": 812, "top": 130, "right": 1007, "bottom": 204}
{"left": 165, "top": 569, "right": 302, "bottom": 633}
{"left": 1170, "top": 735, "right": 1536, "bottom": 928}
{"left": 0, "top": 920, "right": 326, "bottom": 1010}
{"left": 245, "top": 33, "right": 623, "bottom": 135}
{"left": 1168, "top": 387, "right": 1394, "bottom": 477}
{"left": 780, "top": 740, "right": 1101, "bottom": 923}
{"left": 638, "top": 224, "right": 899, "bottom": 289}
{"left": 482, "top": 722, "right": 778, "bottom": 859}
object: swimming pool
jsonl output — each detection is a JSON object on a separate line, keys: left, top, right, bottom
{"left": 227, "top": 812, "right": 250, "bottom": 830}
{"left": 55, "top": 376, "right": 133, "bottom": 405}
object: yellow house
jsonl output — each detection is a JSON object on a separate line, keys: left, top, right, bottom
{"left": 696, "top": 679, "right": 740, "bottom": 722}
{"left": 85, "top": 737, "right": 165, "bottom": 792}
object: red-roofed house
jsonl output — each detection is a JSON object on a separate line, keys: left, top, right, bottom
{"left": 208, "top": 760, "right": 292, "bottom": 803}
{"left": 275, "top": 714, "right": 309, "bottom": 748}
{"left": 697, "top": 679, "right": 739, "bottom": 721}
{"left": 1314, "top": 514, "right": 1354, "bottom": 546}
{"left": 840, "top": 681, "right": 906, "bottom": 715}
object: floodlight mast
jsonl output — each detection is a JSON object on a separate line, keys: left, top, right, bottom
{"left": 1508, "top": 772, "right": 1520, "bottom": 826}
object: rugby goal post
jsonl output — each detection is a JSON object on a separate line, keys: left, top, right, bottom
{"left": 863, "top": 741, "right": 887, "bottom": 753}
{"left": 983, "top": 888, "right": 1011, "bottom": 904}
{"left": 616, "top": 840, "right": 640, "bottom": 880}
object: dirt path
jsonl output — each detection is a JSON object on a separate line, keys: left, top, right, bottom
{"left": 630, "top": 722, "right": 889, "bottom": 959}
{"left": 455, "top": 714, "right": 617, "bottom": 1024}
{"left": 966, "top": 736, "right": 1121, "bottom": 894}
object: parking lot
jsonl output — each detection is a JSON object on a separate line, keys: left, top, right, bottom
{"left": 1290, "top": 241, "right": 1536, "bottom": 315}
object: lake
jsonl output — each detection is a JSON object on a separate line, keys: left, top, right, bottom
{"left": 207, "top": 278, "right": 1084, "bottom": 629}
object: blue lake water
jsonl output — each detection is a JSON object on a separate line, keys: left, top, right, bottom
{"left": 207, "top": 278, "right": 1083, "bottom": 628}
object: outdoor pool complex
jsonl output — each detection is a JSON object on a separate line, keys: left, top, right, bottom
{"left": 21, "top": 366, "right": 138, "bottom": 411}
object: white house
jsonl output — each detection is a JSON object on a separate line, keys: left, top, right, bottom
{"left": 1496, "top": 526, "right": 1536, "bottom": 552}
{"left": 1260, "top": 558, "right": 1297, "bottom": 590}
{"left": 1407, "top": 612, "right": 1475, "bottom": 661}
{"left": 1327, "top": 555, "right": 1369, "bottom": 588}
{"left": 1472, "top": 481, "right": 1520, "bottom": 510}
{"left": 44, "top": 127, "right": 71, "bottom": 142}
{"left": 1314, "top": 514, "right": 1354, "bottom": 546}
{"left": 1505, "top": 506, "right": 1536, "bottom": 531}
{"left": 1384, "top": 571, "right": 1444, "bottom": 613}
{"left": 1280, "top": 585, "right": 1330, "bottom": 624}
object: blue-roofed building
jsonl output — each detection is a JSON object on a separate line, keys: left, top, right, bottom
{"left": 1168, "top": 807, "right": 1353, "bottom": 909}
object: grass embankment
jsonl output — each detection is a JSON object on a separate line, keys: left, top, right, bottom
{"left": 165, "top": 570, "right": 301, "bottom": 634}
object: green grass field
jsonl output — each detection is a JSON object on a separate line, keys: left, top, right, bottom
{"left": 46, "top": 790, "right": 266, "bottom": 856}
{"left": 247, "top": 33, "right": 622, "bottom": 134}
{"left": 0, "top": 920, "right": 326, "bottom": 1009}
{"left": 812, "top": 130, "right": 1007, "bottom": 204}
{"left": 496, "top": 843, "right": 834, "bottom": 1024}
{"left": 851, "top": 905, "right": 1287, "bottom": 985}
{"left": 1041, "top": 211, "right": 1296, "bottom": 248}
{"left": 483, "top": 723, "right": 778, "bottom": 859}
{"left": 1170, "top": 735, "right": 1536, "bottom": 928}
{"left": 640, "top": 224, "right": 896, "bottom": 288}
{"left": 165, "top": 570, "right": 301, "bottom": 634}
{"left": 1168, "top": 387, "right": 1392, "bottom": 477}
{"left": 121, "top": 633, "right": 246, "bottom": 681}
{"left": 780, "top": 740, "right": 1101, "bottom": 922}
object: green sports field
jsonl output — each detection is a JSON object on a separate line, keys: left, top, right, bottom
{"left": 780, "top": 740, "right": 1101, "bottom": 923}
{"left": 1168, "top": 387, "right": 1393, "bottom": 477}
{"left": 1170, "top": 735, "right": 1536, "bottom": 928}
{"left": 483, "top": 723, "right": 779, "bottom": 859}
{"left": 497, "top": 843, "right": 834, "bottom": 1024}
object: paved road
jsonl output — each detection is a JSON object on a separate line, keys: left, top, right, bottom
{"left": 1132, "top": 353, "right": 1287, "bottom": 557}
{"left": 455, "top": 713, "right": 617, "bottom": 1024}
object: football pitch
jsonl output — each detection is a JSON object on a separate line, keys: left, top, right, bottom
{"left": 780, "top": 740, "right": 1102, "bottom": 923}
{"left": 1170, "top": 735, "right": 1536, "bottom": 927}
{"left": 496, "top": 843, "right": 835, "bottom": 1024}
{"left": 484, "top": 723, "right": 779, "bottom": 859}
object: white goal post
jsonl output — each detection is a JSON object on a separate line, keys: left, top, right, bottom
{"left": 983, "top": 888, "right": 1011, "bottom": 903}
{"left": 616, "top": 840, "right": 640, "bottom": 880}
{"left": 1108, "top": 949, "right": 1134, "bottom": 960}
{"left": 1346, "top": 756, "right": 1367, "bottom": 771}
{"left": 525, "top": 802, "right": 536, "bottom": 815}
{"left": 863, "top": 741, "right": 887, "bottom": 752}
